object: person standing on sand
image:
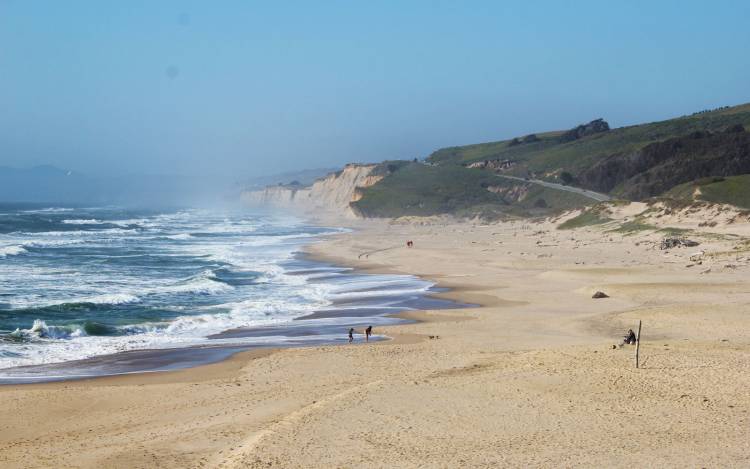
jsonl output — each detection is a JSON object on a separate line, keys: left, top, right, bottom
{"left": 365, "top": 325, "right": 372, "bottom": 342}
{"left": 348, "top": 327, "right": 354, "bottom": 343}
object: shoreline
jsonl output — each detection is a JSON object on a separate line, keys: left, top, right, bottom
{"left": 1, "top": 216, "right": 748, "bottom": 468}
{"left": 0, "top": 226, "right": 466, "bottom": 387}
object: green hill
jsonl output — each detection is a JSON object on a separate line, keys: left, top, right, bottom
{"left": 427, "top": 103, "right": 750, "bottom": 179}
{"left": 351, "top": 102, "right": 750, "bottom": 219}
{"left": 351, "top": 162, "right": 590, "bottom": 219}
{"left": 666, "top": 175, "right": 750, "bottom": 209}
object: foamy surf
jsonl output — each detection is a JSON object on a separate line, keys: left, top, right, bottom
{"left": 0, "top": 245, "right": 27, "bottom": 257}
{"left": 0, "top": 205, "right": 462, "bottom": 381}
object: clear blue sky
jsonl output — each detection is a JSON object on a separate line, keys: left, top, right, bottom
{"left": 1, "top": 0, "right": 749, "bottom": 178}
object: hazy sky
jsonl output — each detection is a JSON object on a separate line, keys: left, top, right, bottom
{"left": 1, "top": 0, "right": 749, "bottom": 179}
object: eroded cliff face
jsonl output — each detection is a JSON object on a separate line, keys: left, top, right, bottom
{"left": 241, "top": 164, "right": 382, "bottom": 217}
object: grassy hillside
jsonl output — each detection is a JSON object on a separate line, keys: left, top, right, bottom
{"left": 581, "top": 127, "right": 750, "bottom": 199}
{"left": 351, "top": 162, "right": 590, "bottom": 219}
{"left": 426, "top": 103, "right": 750, "bottom": 180}
{"left": 351, "top": 102, "right": 750, "bottom": 219}
{"left": 666, "top": 175, "right": 750, "bottom": 209}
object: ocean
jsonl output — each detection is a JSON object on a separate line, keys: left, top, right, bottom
{"left": 0, "top": 204, "right": 459, "bottom": 383}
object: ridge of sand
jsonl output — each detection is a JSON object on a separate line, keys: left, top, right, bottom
{"left": 1, "top": 204, "right": 749, "bottom": 468}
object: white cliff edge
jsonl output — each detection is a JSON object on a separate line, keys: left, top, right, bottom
{"left": 241, "top": 164, "right": 383, "bottom": 218}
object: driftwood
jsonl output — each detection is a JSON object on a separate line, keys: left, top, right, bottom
{"left": 660, "top": 237, "right": 700, "bottom": 250}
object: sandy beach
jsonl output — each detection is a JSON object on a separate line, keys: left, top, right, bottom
{"left": 1, "top": 208, "right": 749, "bottom": 468}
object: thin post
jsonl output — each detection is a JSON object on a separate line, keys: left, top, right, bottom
{"left": 635, "top": 320, "right": 642, "bottom": 369}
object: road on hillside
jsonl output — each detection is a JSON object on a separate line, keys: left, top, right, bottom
{"left": 495, "top": 174, "right": 611, "bottom": 202}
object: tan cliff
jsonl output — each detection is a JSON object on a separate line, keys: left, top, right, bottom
{"left": 241, "top": 164, "right": 382, "bottom": 217}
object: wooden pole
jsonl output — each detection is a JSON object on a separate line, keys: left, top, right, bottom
{"left": 635, "top": 320, "right": 642, "bottom": 369}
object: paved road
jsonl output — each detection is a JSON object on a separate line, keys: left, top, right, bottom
{"left": 494, "top": 174, "right": 611, "bottom": 202}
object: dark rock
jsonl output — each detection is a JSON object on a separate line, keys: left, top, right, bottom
{"left": 522, "top": 134, "right": 540, "bottom": 144}
{"left": 559, "top": 119, "right": 610, "bottom": 143}
{"left": 508, "top": 134, "right": 539, "bottom": 147}
{"left": 592, "top": 291, "right": 609, "bottom": 299}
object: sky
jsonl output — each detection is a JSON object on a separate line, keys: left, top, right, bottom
{"left": 1, "top": 0, "right": 749, "bottom": 180}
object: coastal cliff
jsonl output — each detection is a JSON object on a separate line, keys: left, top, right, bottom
{"left": 244, "top": 103, "right": 750, "bottom": 220}
{"left": 241, "top": 164, "right": 382, "bottom": 217}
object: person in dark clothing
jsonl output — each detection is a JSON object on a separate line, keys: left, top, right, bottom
{"left": 348, "top": 327, "right": 354, "bottom": 343}
{"left": 623, "top": 329, "right": 637, "bottom": 345}
{"left": 365, "top": 325, "right": 372, "bottom": 342}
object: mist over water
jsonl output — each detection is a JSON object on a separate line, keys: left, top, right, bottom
{"left": 0, "top": 205, "right": 438, "bottom": 378}
{"left": 0, "top": 166, "right": 240, "bottom": 207}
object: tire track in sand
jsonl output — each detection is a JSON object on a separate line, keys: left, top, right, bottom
{"left": 213, "top": 380, "right": 383, "bottom": 468}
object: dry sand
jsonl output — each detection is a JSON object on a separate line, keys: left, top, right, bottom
{"left": 1, "top": 207, "right": 749, "bottom": 468}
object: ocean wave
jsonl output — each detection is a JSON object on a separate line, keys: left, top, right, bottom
{"left": 74, "top": 293, "right": 142, "bottom": 305}
{"left": 21, "top": 207, "right": 75, "bottom": 213}
{"left": 151, "top": 270, "right": 234, "bottom": 295}
{"left": 162, "top": 292, "right": 329, "bottom": 335}
{"left": 9, "top": 319, "right": 86, "bottom": 341}
{"left": 164, "top": 233, "right": 193, "bottom": 240}
{"left": 64, "top": 217, "right": 164, "bottom": 228}
{"left": 0, "top": 245, "right": 27, "bottom": 257}
{"left": 9, "top": 293, "right": 142, "bottom": 312}
{"left": 16, "top": 228, "right": 138, "bottom": 237}
{"left": 62, "top": 218, "right": 105, "bottom": 225}
{"left": 329, "top": 285, "right": 431, "bottom": 301}
{"left": 6, "top": 319, "right": 145, "bottom": 344}
{"left": 21, "top": 238, "right": 86, "bottom": 248}
{"left": 0, "top": 294, "right": 326, "bottom": 369}
{"left": 109, "top": 218, "right": 157, "bottom": 227}
{"left": 0, "top": 209, "right": 429, "bottom": 373}
{"left": 190, "top": 222, "right": 259, "bottom": 234}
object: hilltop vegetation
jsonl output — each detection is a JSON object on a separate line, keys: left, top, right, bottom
{"left": 426, "top": 103, "right": 750, "bottom": 182}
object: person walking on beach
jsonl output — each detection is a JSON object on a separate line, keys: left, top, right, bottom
{"left": 348, "top": 327, "right": 354, "bottom": 343}
{"left": 365, "top": 325, "right": 372, "bottom": 342}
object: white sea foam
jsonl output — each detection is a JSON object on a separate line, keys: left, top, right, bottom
{"left": 153, "top": 270, "right": 233, "bottom": 295}
{"left": 62, "top": 218, "right": 105, "bottom": 224}
{"left": 0, "top": 245, "right": 27, "bottom": 257}
{"left": 0, "top": 287, "right": 329, "bottom": 369}
{"left": 0, "top": 209, "right": 435, "bottom": 374}
{"left": 0, "top": 268, "right": 417, "bottom": 371}
{"left": 22, "top": 207, "right": 74, "bottom": 213}
{"left": 21, "top": 238, "right": 86, "bottom": 248}
{"left": 74, "top": 293, "right": 141, "bottom": 305}
{"left": 20, "top": 228, "right": 137, "bottom": 237}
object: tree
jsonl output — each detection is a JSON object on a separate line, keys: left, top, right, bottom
{"left": 560, "top": 171, "right": 575, "bottom": 185}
